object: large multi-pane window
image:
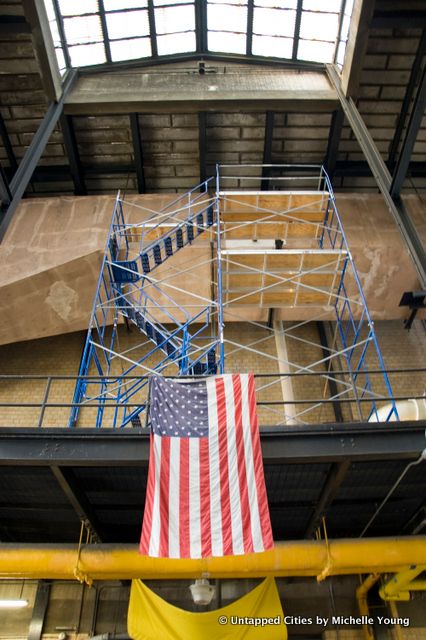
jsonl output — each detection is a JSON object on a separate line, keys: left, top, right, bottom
{"left": 44, "top": 0, "right": 352, "bottom": 72}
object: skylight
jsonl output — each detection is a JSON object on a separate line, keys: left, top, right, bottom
{"left": 44, "top": 0, "right": 353, "bottom": 73}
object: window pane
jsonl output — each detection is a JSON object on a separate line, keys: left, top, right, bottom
{"left": 297, "top": 38, "right": 334, "bottom": 62}
{"left": 255, "top": 0, "right": 297, "bottom": 7}
{"left": 336, "top": 39, "right": 346, "bottom": 66}
{"left": 155, "top": 0, "right": 193, "bottom": 5}
{"left": 340, "top": 13, "right": 350, "bottom": 41}
{"left": 110, "top": 37, "right": 151, "bottom": 60}
{"left": 208, "top": 30, "right": 246, "bottom": 53}
{"left": 157, "top": 31, "right": 196, "bottom": 54}
{"left": 208, "top": 0, "right": 247, "bottom": 4}
{"left": 58, "top": 0, "right": 99, "bottom": 16}
{"left": 252, "top": 34, "right": 293, "bottom": 57}
{"left": 300, "top": 11, "right": 338, "bottom": 41}
{"left": 208, "top": 3, "right": 247, "bottom": 32}
{"left": 69, "top": 42, "right": 106, "bottom": 66}
{"left": 104, "top": 0, "right": 147, "bottom": 9}
{"left": 303, "top": 0, "right": 341, "bottom": 11}
{"left": 64, "top": 15, "right": 103, "bottom": 45}
{"left": 106, "top": 10, "right": 150, "bottom": 39}
{"left": 55, "top": 47, "right": 67, "bottom": 73}
{"left": 154, "top": 5, "right": 195, "bottom": 34}
{"left": 253, "top": 7, "right": 296, "bottom": 37}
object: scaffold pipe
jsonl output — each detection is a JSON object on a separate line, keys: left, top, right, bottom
{"left": 0, "top": 538, "right": 425, "bottom": 582}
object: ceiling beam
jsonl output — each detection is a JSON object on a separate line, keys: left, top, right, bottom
{"left": 129, "top": 113, "right": 146, "bottom": 194}
{"left": 59, "top": 114, "right": 86, "bottom": 195}
{"left": 304, "top": 460, "right": 351, "bottom": 538}
{"left": 327, "top": 63, "right": 426, "bottom": 289}
{"left": 0, "top": 70, "right": 77, "bottom": 243}
{"left": 50, "top": 465, "right": 103, "bottom": 542}
{"left": 0, "top": 423, "right": 424, "bottom": 466}
{"left": 65, "top": 68, "right": 337, "bottom": 115}
{"left": 23, "top": 0, "right": 62, "bottom": 101}
{"left": 390, "top": 67, "right": 426, "bottom": 199}
{"left": 341, "top": 0, "right": 375, "bottom": 97}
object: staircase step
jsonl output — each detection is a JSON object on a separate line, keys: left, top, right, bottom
{"left": 153, "top": 244, "right": 162, "bottom": 265}
{"left": 207, "top": 204, "right": 214, "bottom": 227}
{"left": 187, "top": 222, "right": 194, "bottom": 244}
{"left": 141, "top": 253, "right": 150, "bottom": 274}
{"left": 176, "top": 227, "right": 184, "bottom": 248}
{"left": 164, "top": 236, "right": 173, "bottom": 256}
{"left": 111, "top": 260, "right": 140, "bottom": 283}
{"left": 196, "top": 212, "right": 204, "bottom": 234}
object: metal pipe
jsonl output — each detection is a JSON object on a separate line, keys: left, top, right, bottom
{"left": 379, "top": 565, "right": 426, "bottom": 601}
{"left": 0, "top": 538, "right": 425, "bottom": 581}
{"left": 356, "top": 573, "right": 380, "bottom": 640}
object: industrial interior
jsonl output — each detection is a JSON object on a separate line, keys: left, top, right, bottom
{"left": 0, "top": 0, "right": 426, "bottom": 638}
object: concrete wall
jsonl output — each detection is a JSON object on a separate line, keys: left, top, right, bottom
{"left": 0, "top": 192, "right": 425, "bottom": 347}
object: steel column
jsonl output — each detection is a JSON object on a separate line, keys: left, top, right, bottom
{"left": 198, "top": 111, "right": 207, "bottom": 184}
{"left": 59, "top": 114, "right": 86, "bottom": 195}
{"left": 261, "top": 111, "right": 274, "bottom": 189}
{"left": 129, "top": 113, "right": 146, "bottom": 194}
{"left": 28, "top": 581, "right": 50, "bottom": 640}
{"left": 390, "top": 67, "right": 426, "bottom": 198}
{"left": 388, "top": 30, "right": 426, "bottom": 167}
{"left": 0, "top": 163, "right": 11, "bottom": 207}
{"left": 326, "top": 63, "right": 426, "bottom": 288}
{"left": 324, "top": 108, "right": 344, "bottom": 181}
{"left": 0, "top": 114, "right": 18, "bottom": 172}
{"left": 0, "top": 69, "right": 77, "bottom": 242}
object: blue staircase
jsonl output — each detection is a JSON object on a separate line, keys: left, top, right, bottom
{"left": 69, "top": 181, "right": 220, "bottom": 428}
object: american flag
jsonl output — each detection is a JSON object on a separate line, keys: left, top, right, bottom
{"left": 139, "top": 373, "right": 273, "bottom": 558}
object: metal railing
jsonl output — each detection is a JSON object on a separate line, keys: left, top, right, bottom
{"left": 0, "top": 370, "right": 424, "bottom": 429}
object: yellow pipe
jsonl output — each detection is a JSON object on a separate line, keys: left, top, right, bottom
{"left": 356, "top": 574, "right": 380, "bottom": 640}
{"left": 388, "top": 601, "right": 404, "bottom": 640}
{"left": 379, "top": 564, "right": 426, "bottom": 600}
{"left": 406, "top": 580, "right": 426, "bottom": 590}
{"left": 0, "top": 538, "right": 425, "bottom": 581}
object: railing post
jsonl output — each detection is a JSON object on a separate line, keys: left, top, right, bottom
{"left": 38, "top": 376, "right": 52, "bottom": 428}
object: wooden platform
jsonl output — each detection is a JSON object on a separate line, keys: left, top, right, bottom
{"left": 221, "top": 248, "right": 347, "bottom": 308}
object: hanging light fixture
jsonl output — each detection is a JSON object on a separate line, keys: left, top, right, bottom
{"left": 0, "top": 599, "right": 28, "bottom": 608}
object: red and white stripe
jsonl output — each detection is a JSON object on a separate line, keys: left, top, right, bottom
{"left": 140, "top": 373, "right": 273, "bottom": 558}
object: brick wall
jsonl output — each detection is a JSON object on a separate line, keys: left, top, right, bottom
{"left": 0, "top": 319, "right": 424, "bottom": 428}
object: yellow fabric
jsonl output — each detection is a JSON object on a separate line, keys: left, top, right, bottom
{"left": 128, "top": 577, "right": 287, "bottom": 640}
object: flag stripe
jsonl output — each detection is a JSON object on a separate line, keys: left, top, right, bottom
{"left": 215, "top": 377, "right": 233, "bottom": 555}
{"left": 159, "top": 436, "right": 170, "bottom": 557}
{"left": 139, "top": 432, "right": 156, "bottom": 555}
{"left": 199, "top": 437, "right": 212, "bottom": 557}
{"left": 240, "top": 375, "right": 264, "bottom": 552}
{"left": 208, "top": 377, "right": 223, "bottom": 556}
{"left": 247, "top": 374, "right": 274, "bottom": 550}
{"left": 179, "top": 437, "right": 190, "bottom": 558}
{"left": 189, "top": 438, "right": 201, "bottom": 558}
{"left": 224, "top": 375, "right": 244, "bottom": 555}
{"left": 232, "top": 374, "right": 254, "bottom": 554}
{"left": 149, "top": 434, "right": 162, "bottom": 556}
{"left": 168, "top": 437, "right": 180, "bottom": 558}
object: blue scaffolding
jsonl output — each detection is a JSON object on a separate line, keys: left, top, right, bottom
{"left": 69, "top": 165, "right": 398, "bottom": 428}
